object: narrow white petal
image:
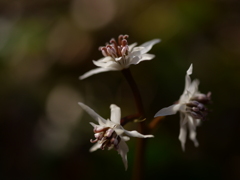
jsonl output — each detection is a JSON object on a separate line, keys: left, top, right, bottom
{"left": 188, "top": 79, "right": 200, "bottom": 95}
{"left": 89, "top": 122, "right": 98, "bottom": 127}
{"left": 121, "top": 136, "right": 130, "bottom": 141}
{"left": 89, "top": 143, "right": 101, "bottom": 152}
{"left": 187, "top": 64, "right": 193, "bottom": 75}
{"left": 125, "top": 56, "right": 139, "bottom": 67}
{"left": 110, "top": 104, "right": 121, "bottom": 124}
{"left": 154, "top": 104, "right": 182, "bottom": 117}
{"left": 78, "top": 102, "right": 107, "bottom": 124}
{"left": 128, "top": 43, "right": 137, "bottom": 52}
{"left": 188, "top": 117, "right": 199, "bottom": 147}
{"left": 123, "top": 129, "right": 154, "bottom": 138}
{"left": 129, "top": 54, "right": 155, "bottom": 66}
{"left": 117, "top": 140, "right": 129, "bottom": 170}
{"left": 114, "top": 128, "right": 125, "bottom": 135}
{"left": 179, "top": 116, "right": 188, "bottom": 151}
{"left": 94, "top": 56, "right": 113, "bottom": 63}
{"left": 93, "top": 59, "right": 118, "bottom": 68}
{"left": 98, "top": 117, "right": 108, "bottom": 127}
{"left": 79, "top": 67, "right": 117, "bottom": 80}
{"left": 138, "top": 39, "right": 161, "bottom": 54}
{"left": 128, "top": 48, "right": 143, "bottom": 58}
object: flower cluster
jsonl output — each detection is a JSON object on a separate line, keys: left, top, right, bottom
{"left": 78, "top": 35, "right": 211, "bottom": 170}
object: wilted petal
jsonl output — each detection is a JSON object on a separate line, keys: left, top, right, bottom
{"left": 79, "top": 67, "right": 118, "bottom": 80}
{"left": 138, "top": 39, "right": 161, "bottom": 54}
{"left": 78, "top": 102, "right": 107, "bottom": 124}
{"left": 123, "top": 129, "right": 154, "bottom": 138}
{"left": 117, "top": 140, "right": 129, "bottom": 170}
{"left": 89, "top": 143, "right": 101, "bottom": 152}
{"left": 154, "top": 104, "right": 182, "bottom": 117}
{"left": 110, "top": 104, "right": 121, "bottom": 124}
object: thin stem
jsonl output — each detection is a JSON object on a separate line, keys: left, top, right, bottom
{"left": 121, "top": 68, "right": 146, "bottom": 180}
{"left": 121, "top": 113, "right": 141, "bottom": 126}
{"left": 121, "top": 69, "right": 145, "bottom": 116}
{"left": 149, "top": 116, "right": 165, "bottom": 130}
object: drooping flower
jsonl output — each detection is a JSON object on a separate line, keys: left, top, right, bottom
{"left": 80, "top": 35, "right": 160, "bottom": 80}
{"left": 154, "top": 64, "right": 211, "bottom": 151}
{"left": 78, "top": 102, "right": 154, "bottom": 170}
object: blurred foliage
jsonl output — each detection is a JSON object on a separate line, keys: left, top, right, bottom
{"left": 1, "top": 0, "right": 240, "bottom": 179}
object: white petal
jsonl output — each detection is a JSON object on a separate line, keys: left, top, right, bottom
{"left": 79, "top": 67, "right": 118, "bottom": 80}
{"left": 187, "top": 64, "right": 193, "bottom": 75}
{"left": 125, "top": 56, "right": 140, "bottom": 67}
{"left": 182, "top": 64, "right": 193, "bottom": 93}
{"left": 129, "top": 54, "right": 155, "bottom": 66}
{"left": 98, "top": 117, "right": 108, "bottom": 127}
{"left": 115, "top": 128, "right": 125, "bottom": 135}
{"left": 188, "top": 79, "right": 200, "bottom": 95}
{"left": 123, "top": 129, "right": 154, "bottom": 138}
{"left": 128, "top": 48, "right": 143, "bottom": 59}
{"left": 117, "top": 140, "right": 129, "bottom": 170}
{"left": 154, "top": 104, "right": 182, "bottom": 117}
{"left": 93, "top": 59, "right": 118, "bottom": 68}
{"left": 128, "top": 43, "right": 137, "bottom": 52}
{"left": 78, "top": 102, "right": 107, "bottom": 124}
{"left": 94, "top": 56, "right": 113, "bottom": 63}
{"left": 138, "top": 39, "right": 161, "bottom": 54}
{"left": 110, "top": 104, "right": 121, "bottom": 124}
{"left": 188, "top": 117, "right": 199, "bottom": 147}
{"left": 89, "top": 143, "right": 101, "bottom": 152}
{"left": 121, "top": 136, "right": 130, "bottom": 141}
{"left": 179, "top": 115, "right": 188, "bottom": 151}
{"left": 89, "top": 122, "right": 98, "bottom": 127}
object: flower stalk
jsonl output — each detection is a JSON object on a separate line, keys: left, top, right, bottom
{"left": 121, "top": 68, "right": 147, "bottom": 180}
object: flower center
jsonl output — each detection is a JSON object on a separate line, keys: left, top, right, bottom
{"left": 185, "top": 92, "right": 211, "bottom": 120}
{"left": 99, "top": 35, "right": 129, "bottom": 59}
{"left": 90, "top": 126, "right": 121, "bottom": 150}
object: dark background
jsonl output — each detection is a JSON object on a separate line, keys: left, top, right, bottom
{"left": 1, "top": 0, "right": 240, "bottom": 179}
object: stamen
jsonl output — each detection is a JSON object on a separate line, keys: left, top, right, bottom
{"left": 105, "top": 128, "right": 114, "bottom": 138}
{"left": 186, "top": 100, "right": 208, "bottom": 120}
{"left": 90, "top": 139, "right": 98, "bottom": 143}
{"left": 123, "top": 35, "right": 129, "bottom": 39}
{"left": 118, "top": 35, "right": 124, "bottom": 45}
{"left": 110, "top": 38, "right": 118, "bottom": 51}
{"left": 117, "top": 46, "right": 122, "bottom": 56}
{"left": 98, "top": 34, "right": 130, "bottom": 60}
{"left": 94, "top": 127, "right": 109, "bottom": 133}
{"left": 121, "top": 46, "right": 128, "bottom": 56}
{"left": 121, "top": 39, "right": 128, "bottom": 46}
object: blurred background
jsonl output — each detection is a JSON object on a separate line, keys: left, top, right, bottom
{"left": 1, "top": 0, "right": 240, "bottom": 179}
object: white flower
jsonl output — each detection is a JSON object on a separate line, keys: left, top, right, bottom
{"left": 78, "top": 102, "right": 154, "bottom": 170}
{"left": 154, "top": 64, "right": 211, "bottom": 151}
{"left": 80, "top": 35, "right": 160, "bottom": 80}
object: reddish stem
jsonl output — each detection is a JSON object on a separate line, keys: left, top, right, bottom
{"left": 121, "top": 68, "right": 146, "bottom": 180}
